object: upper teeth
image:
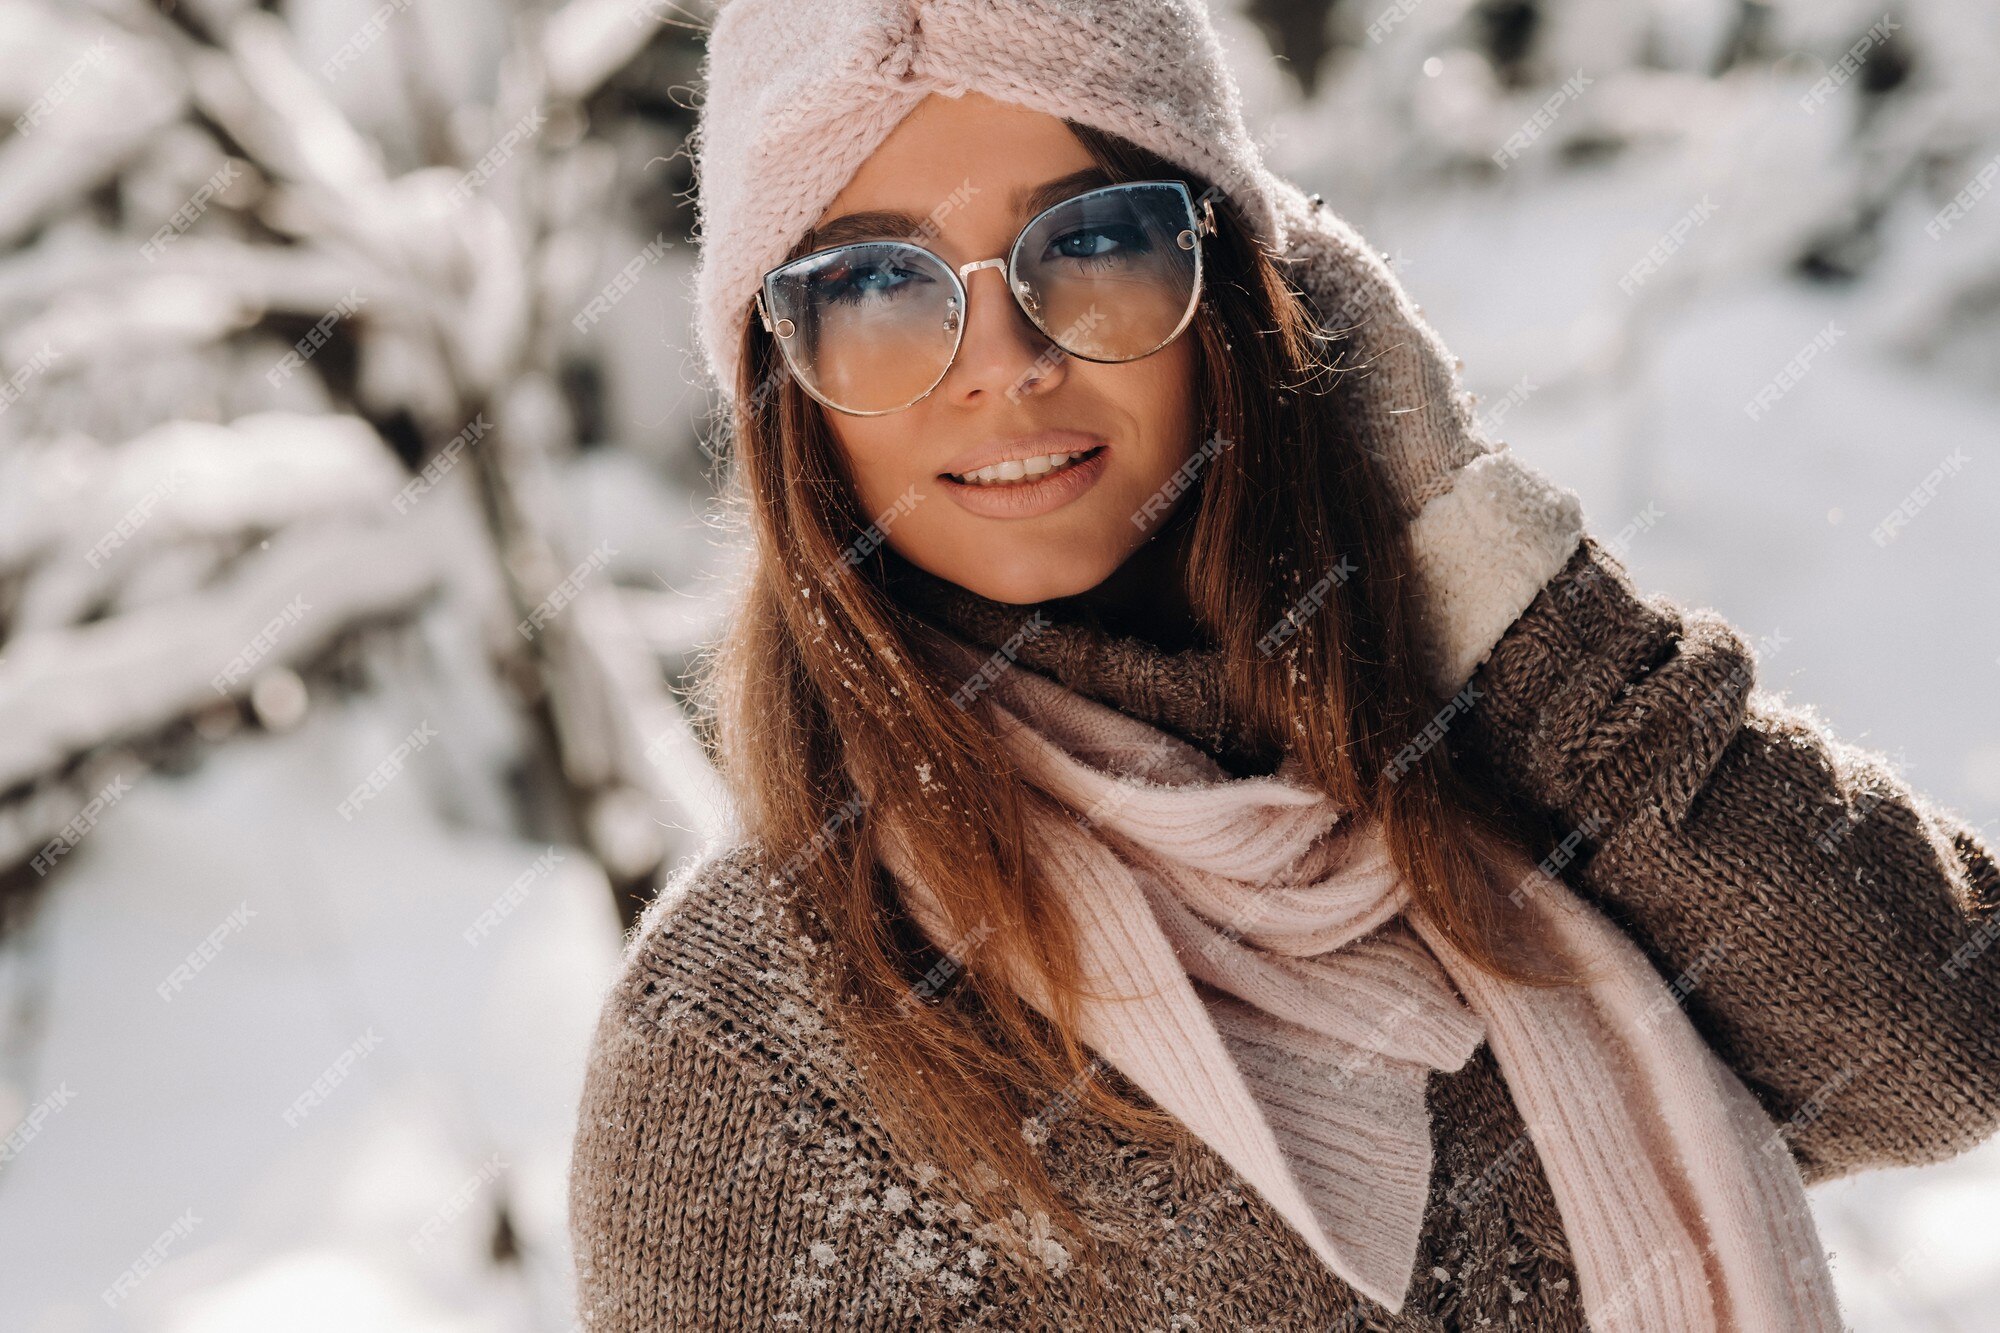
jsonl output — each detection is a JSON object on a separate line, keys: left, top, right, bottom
{"left": 951, "top": 450, "right": 1089, "bottom": 485}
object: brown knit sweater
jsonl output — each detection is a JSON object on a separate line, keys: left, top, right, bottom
{"left": 567, "top": 534, "right": 2000, "bottom": 1330}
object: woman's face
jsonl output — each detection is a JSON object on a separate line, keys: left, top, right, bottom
{"left": 809, "top": 90, "right": 1199, "bottom": 605}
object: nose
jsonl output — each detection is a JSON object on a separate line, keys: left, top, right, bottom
{"left": 940, "top": 262, "right": 1067, "bottom": 406}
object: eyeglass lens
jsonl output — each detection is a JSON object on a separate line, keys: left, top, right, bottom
{"left": 762, "top": 182, "right": 1202, "bottom": 415}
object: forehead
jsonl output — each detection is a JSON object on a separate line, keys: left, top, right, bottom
{"left": 803, "top": 167, "right": 1118, "bottom": 253}
{"left": 803, "top": 90, "right": 1105, "bottom": 252}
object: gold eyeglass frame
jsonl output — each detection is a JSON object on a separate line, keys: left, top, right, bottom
{"left": 753, "top": 179, "right": 1220, "bottom": 416}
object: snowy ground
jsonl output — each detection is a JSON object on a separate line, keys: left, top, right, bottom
{"left": 0, "top": 692, "right": 624, "bottom": 1333}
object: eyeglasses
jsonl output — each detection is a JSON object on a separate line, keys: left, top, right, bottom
{"left": 754, "top": 179, "right": 1217, "bottom": 416}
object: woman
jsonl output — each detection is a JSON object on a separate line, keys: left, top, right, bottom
{"left": 568, "top": 3, "right": 2000, "bottom": 1329}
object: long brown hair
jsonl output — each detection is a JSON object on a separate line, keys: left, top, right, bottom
{"left": 690, "top": 119, "right": 1586, "bottom": 1298}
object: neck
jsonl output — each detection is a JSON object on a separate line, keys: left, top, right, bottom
{"left": 1047, "top": 505, "right": 1206, "bottom": 653}
{"left": 879, "top": 512, "right": 1282, "bottom": 775}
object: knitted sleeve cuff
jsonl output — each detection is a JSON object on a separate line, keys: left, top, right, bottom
{"left": 1457, "top": 531, "right": 1719, "bottom": 829}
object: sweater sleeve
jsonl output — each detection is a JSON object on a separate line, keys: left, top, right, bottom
{"left": 1460, "top": 534, "right": 2000, "bottom": 1187}
{"left": 568, "top": 996, "right": 855, "bottom": 1330}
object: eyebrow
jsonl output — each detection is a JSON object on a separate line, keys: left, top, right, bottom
{"left": 797, "top": 166, "right": 1118, "bottom": 255}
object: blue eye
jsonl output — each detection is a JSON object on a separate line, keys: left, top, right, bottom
{"left": 1046, "top": 223, "right": 1151, "bottom": 263}
{"left": 814, "top": 258, "right": 931, "bottom": 304}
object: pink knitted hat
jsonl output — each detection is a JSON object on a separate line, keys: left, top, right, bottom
{"left": 689, "top": 0, "right": 1589, "bottom": 703}
{"left": 689, "top": 0, "right": 1288, "bottom": 400}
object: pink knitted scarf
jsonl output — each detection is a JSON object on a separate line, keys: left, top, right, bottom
{"left": 869, "top": 631, "right": 1845, "bottom": 1330}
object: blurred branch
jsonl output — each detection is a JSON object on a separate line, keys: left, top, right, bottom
{"left": 0, "top": 0, "right": 726, "bottom": 913}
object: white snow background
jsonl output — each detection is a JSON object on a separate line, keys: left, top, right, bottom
{"left": 1, "top": 0, "right": 1995, "bottom": 1330}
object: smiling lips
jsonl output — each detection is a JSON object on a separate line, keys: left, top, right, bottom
{"left": 944, "top": 446, "right": 1103, "bottom": 486}
{"left": 933, "top": 427, "right": 1114, "bottom": 519}
{"left": 936, "top": 428, "right": 1107, "bottom": 479}
{"left": 934, "top": 442, "right": 1111, "bottom": 519}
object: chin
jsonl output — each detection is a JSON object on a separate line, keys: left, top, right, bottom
{"left": 930, "top": 552, "right": 1117, "bottom": 606}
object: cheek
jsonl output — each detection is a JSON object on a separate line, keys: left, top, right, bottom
{"left": 827, "top": 419, "right": 911, "bottom": 518}
{"left": 1107, "top": 339, "right": 1199, "bottom": 497}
